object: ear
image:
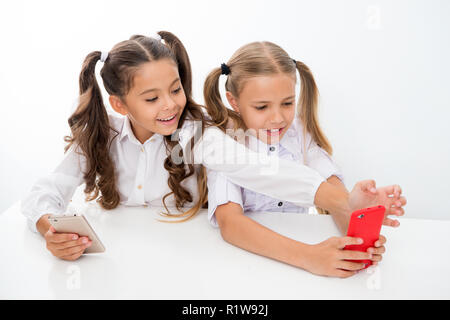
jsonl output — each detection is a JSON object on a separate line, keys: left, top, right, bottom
{"left": 109, "top": 95, "right": 128, "bottom": 116}
{"left": 225, "top": 91, "right": 240, "bottom": 113}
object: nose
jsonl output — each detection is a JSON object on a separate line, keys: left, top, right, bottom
{"left": 162, "top": 94, "right": 177, "bottom": 111}
{"left": 269, "top": 108, "right": 284, "bottom": 125}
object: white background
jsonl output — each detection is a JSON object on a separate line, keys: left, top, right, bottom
{"left": 1, "top": 0, "right": 449, "bottom": 219}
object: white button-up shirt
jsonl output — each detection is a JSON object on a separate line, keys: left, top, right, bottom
{"left": 21, "top": 114, "right": 200, "bottom": 232}
{"left": 21, "top": 114, "right": 328, "bottom": 233}
{"left": 206, "top": 118, "right": 344, "bottom": 227}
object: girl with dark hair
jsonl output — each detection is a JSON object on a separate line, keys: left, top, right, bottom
{"left": 21, "top": 32, "right": 209, "bottom": 260}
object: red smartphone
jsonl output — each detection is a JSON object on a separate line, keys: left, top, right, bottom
{"left": 345, "top": 205, "right": 385, "bottom": 269}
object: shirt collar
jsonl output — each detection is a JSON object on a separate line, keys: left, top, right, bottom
{"left": 119, "top": 116, "right": 133, "bottom": 142}
{"left": 119, "top": 116, "right": 163, "bottom": 145}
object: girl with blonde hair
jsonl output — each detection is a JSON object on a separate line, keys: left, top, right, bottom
{"left": 203, "top": 41, "right": 406, "bottom": 277}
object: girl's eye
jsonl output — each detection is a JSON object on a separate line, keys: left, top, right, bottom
{"left": 255, "top": 105, "right": 267, "bottom": 110}
{"left": 145, "top": 97, "right": 158, "bottom": 102}
{"left": 172, "top": 87, "right": 182, "bottom": 94}
{"left": 283, "top": 102, "right": 294, "bottom": 106}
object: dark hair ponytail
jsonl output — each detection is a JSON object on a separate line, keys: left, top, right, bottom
{"left": 65, "top": 51, "right": 120, "bottom": 209}
{"left": 158, "top": 31, "right": 192, "bottom": 97}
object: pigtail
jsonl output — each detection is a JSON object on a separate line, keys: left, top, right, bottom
{"left": 158, "top": 31, "right": 193, "bottom": 97}
{"left": 294, "top": 60, "right": 332, "bottom": 215}
{"left": 294, "top": 60, "right": 332, "bottom": 156}
{"left": 65, "top": 51, "right": 120, "bottom": 210}
{"left": 203, "top": 67, "right": 243, "bottom": 131}
{"left": 204, "top": 68, "right": 229, "bottom": 129}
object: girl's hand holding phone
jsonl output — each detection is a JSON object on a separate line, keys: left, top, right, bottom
{"left": 302, "top": 236, "right": 373, "bottom": 278}
{"left": 44, "top": 225, "right": 92, "bottom": 261}
{"left": 37, "top": 214, "right": 92, "bottom": 261}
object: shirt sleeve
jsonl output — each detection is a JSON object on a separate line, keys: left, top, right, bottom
{"left": 179, "top": 124, "right": 325, "bottom": 208}
{"left": 206, "top": 170, "right": 244, "bottom": 228}
{"left": 20, "top": 145, "right": 86, "bottom": 233}
{"left": 304, "top": 135, "right": 344, "bottom": 184}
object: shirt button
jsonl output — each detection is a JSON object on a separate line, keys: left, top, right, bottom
{"left": 137, "top": 185, "right": 142, "bottom": 190}
{"left": 278, "top": 202, "right": 283, "bottom": 207}
{"left": 269, "top": 146, "right": 276, "bottom": 152}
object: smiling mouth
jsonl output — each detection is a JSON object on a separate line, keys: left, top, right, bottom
{"left": 157, "top": 114, "right": 177, "bottom": 122}
{"left": 265, "top": 128, "right": 284, "bottom": 136}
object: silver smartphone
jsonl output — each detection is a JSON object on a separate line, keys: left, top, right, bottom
{"left": 48, "top": 214, "right": 105, "bottom": 254}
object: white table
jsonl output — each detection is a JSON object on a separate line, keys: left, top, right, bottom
{"left": 1, "top": 201, "right": 449, "bottom": 299}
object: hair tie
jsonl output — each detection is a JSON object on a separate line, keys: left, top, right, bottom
{"left": 221, "top": 63, "right": 231, "bottom": 76}
{"left": 152, "top": 33, "right": 162, "bottom": 42}
{"left": 100, "top": 51, "right": 109, "bottom": 63}
{"left": 292, "top": 59, "right": 297, "bottom": 65}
